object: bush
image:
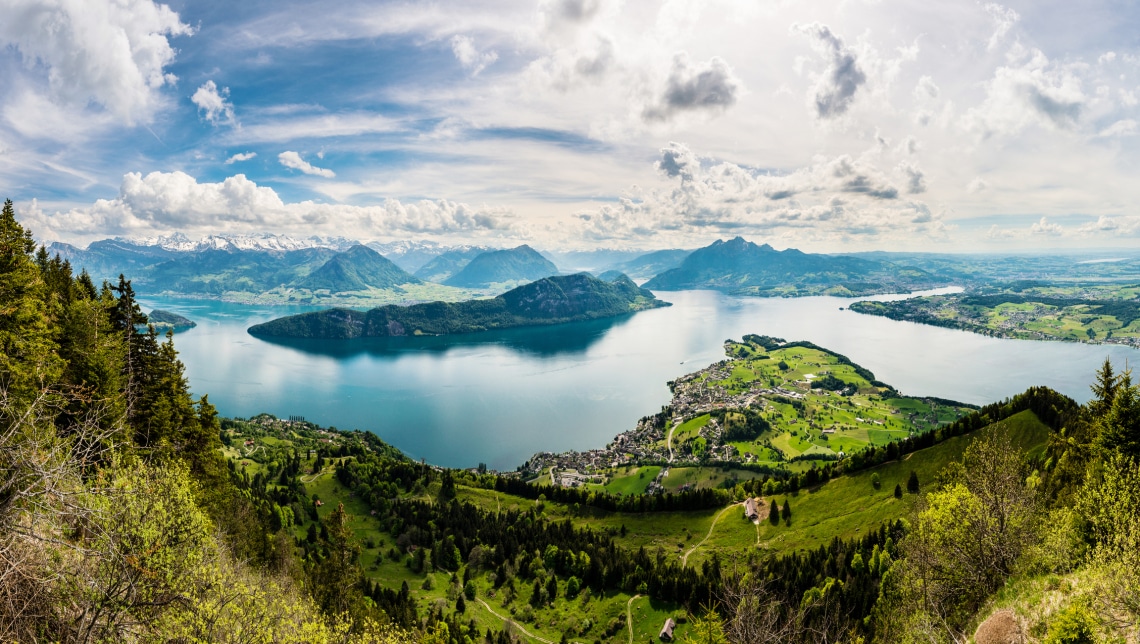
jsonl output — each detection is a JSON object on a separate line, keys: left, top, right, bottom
{"left": 1043, "top": 603, "right": 1097, "bottom": 644}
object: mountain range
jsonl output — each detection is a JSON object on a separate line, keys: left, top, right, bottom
{"left": 442, "top": 245, "right": 560, "bottom": 288}
{"left": 248, "top": 272, "right": 668, "bottom": 339}
{"left": 643, "top": 237, "right": 940, "bottom": 296}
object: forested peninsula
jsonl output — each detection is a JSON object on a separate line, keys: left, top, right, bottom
{"left": 248, "top": 272, "right": 668, "bottom": 339}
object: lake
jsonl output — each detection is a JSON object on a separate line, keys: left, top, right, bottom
{"left": 139, "top": 288, "right": 1135, "bottom": 469}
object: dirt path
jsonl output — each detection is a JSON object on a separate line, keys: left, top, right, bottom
{"left": 626, "top": 594, "right": 642, "bottom": 644}
{"left": 476, "top": 598, "right": 555, "bottom": 644}
{"left": 681, "top": 502, "right": 743, "bottom": 567}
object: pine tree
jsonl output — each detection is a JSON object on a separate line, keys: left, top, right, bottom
{"left": 0, "top": 198, "right": 61, "bottom": 400}
{"left": 907, "top": 470, "right": 920, "bottom": 494}
{"left": 1097, "top": 372, "right": 1140, "bottom": 458}
{"left": 894, "top": 483, "right": 903, "bottom": 498}
{"left": 1090, "top": 358, "right": 1119, "bottom": 417}
{"left": 781, "top": 499, "right": 791, "bottom": 521}
{"left": 768, "top": 499, "right": 780, "bottom": 525}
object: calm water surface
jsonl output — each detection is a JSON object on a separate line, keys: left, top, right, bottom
{"left": 140, "top": 289, "right": 1135, "bottom": 469}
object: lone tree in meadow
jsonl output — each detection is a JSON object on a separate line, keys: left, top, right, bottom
{"left": 768, "top": 499, "right": 780, "bottom": 525}
{"left": 907, "top": 470, "right": 920, "bottom": 494}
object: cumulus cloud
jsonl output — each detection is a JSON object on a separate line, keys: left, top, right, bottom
{"left": 983, "top": 3, "right": 1020, "bottom": 51}
{"left": 968, "top": 177, "right": 989, "bottom": 193}
{"left": 450, "top": 35, "right": 498, "bottom": 77}
{"left": 0, "top": 0, "right": 192, "bottom": 125}
{"left": 794, "top": 23, "right": 866, "bottom": 119}
{"left": 191, "top": 80, "right": 235, "bottom": 125}
{"left": 896, "top": 161, "right": 926, "bottom": 194}
{"left": 540, "top": 0, "right": 602, "bottom": 32}
{"left": 573, "top": 143, "right": 944, "bottom": 243}
{"left": 1030, "top": 216, "right": 1063, "bottom": 236}
{"left": 225, "top": 151, "right": 257, "bottom": 164}
{"left": 642, "top": 53, "right": 742, "bottom": 122}
{"left": 526, "top": 35, "right": 615, "bottom": 91}
{"left": 278, "top": 151, "right": 335, "bottom": 178}
{"left": 913, "top": 76, "right": 939, "bottom": 101}
{"left": 964, "top": 49, "right": 1086, "bottom": 136}
{"left": 22, "top": 171, "right": 517, "bottom": 240}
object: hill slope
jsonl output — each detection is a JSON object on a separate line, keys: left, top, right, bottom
{"left": 607, "top": 248, "right": 692, "bottom": 280}
{"left": 248, "top": 272, "right": 668, "bottom": 339}
{"left": 413, "top": 247, "right": 489, "bottom": 282}
{"left": 643, "top": 236, "right": 937, "bottom": 296}
{"left": 443, "top": 245, "right": 560, "bottom": 287}
{"left": 298, "top": 244, "right": 420, "bottom": 291}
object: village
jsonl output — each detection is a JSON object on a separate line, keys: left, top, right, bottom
{"left": 521, "top": 337, "right": 969, "bottom": 489}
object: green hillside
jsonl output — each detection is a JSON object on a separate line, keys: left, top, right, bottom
{"left": 299, "top": 244, "right": 422, "bottom": 291}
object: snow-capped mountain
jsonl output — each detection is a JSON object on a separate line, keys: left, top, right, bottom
{"left": 119, "top": 233, "right": 360, "bottom": 253}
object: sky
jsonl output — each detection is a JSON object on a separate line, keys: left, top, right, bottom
{"left": 4, "top": 0, "right": 1140, "bottom": 252}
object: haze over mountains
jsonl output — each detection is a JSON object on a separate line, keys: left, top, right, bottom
{"left": 45, "top": 232, "right": 956, "bottom": 304}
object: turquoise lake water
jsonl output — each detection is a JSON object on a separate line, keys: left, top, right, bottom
{"left": 140, "top": 288, "right": 1135, "bottom": 469}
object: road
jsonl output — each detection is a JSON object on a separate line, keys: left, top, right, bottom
{"left": 666, "top": 421, "right": 679, "bottom": 462}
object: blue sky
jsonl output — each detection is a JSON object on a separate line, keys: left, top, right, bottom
{"left": 5, "top": 0, "right": 1140, "bottom": 251}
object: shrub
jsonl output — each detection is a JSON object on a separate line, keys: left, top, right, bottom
{"left": 1043, "top": 603, "right": 1097, "bottom": 644}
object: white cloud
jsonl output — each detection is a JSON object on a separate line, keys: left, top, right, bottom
{"left": 641, "top": 53, "right": 742, "bottom": 122}
{"left": 1030, "top": 216, "right": 1063, "bottom": 236}
{"left": 225, "top": 151, "right": 257, "bottom": 164}
{"left": 232, "top": 112, "right": 401, "bottom": 143}
{"left": 278, "top": 151, "right": 336, "bottom": 178}
{"left": 572, "top": 142, "right": 945, "bottom": 243}
{"left": 1099, "top": 119, "right": 1137, "bottom": 137}
{"left": 22, "top": 171, "right": 518, "bottom": 240}
{"left": 963, "top": 49, "right": 1087, "bottom": 136}
{"left": 967, "top": 177, "right": 989, "bottom": 193}
{"left": 983, "top": 3, "right": 1020, "bottom": 51}
{"left": 793, "top": 23, "right": 867, "bottom": 119}
{"left": 450, "top": 35, "right": 498, "bottom": 76}
{"left": 0, "top": 0, "right": 191, "bottom": 125}
{"left": 191, "top": 80, "right": 236, "bottom": 126}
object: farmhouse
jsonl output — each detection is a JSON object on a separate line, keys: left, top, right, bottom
{"left": 659, "top": 618, "right": 676, "bottom": 641}
{"left": 744, "top": 497, "right": 759, "bottom": 521}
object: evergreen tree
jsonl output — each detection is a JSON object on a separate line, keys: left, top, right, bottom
{"left": 455, "top": 593, "right": 466, "bottom": 614}
{"left": 310, "top": 503, "right": 363, "bottom": 617}
{"left": 781, "top": 499, "right": 791, "bottom": 522}
{"left": 768, "top": 499, "right": 780, "bottom": 525}
{"left": 0, "top": 198, "right": 61, "bottom": 400}
{"left": 907, "top": 470, "right": 920, "bottom": 494}
{"left": 894, "top": 483, "right": 903, "bottom": 498}
{"left": 1097, "top": 372, "right": 1140, "bottom": 458}
{"left": 1090, "top": 358, "right": 1120, "bottom": 417}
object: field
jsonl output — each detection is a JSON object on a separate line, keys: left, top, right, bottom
{"left": 656, "top": 339, "right": 971, "bottom": 469}
{"left": 850, "top": 283, "right": 1140, "bottom": 345}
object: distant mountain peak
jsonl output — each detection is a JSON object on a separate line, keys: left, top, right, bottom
{"left": 114, "top": 232, "right": 358, "bottom": 253}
